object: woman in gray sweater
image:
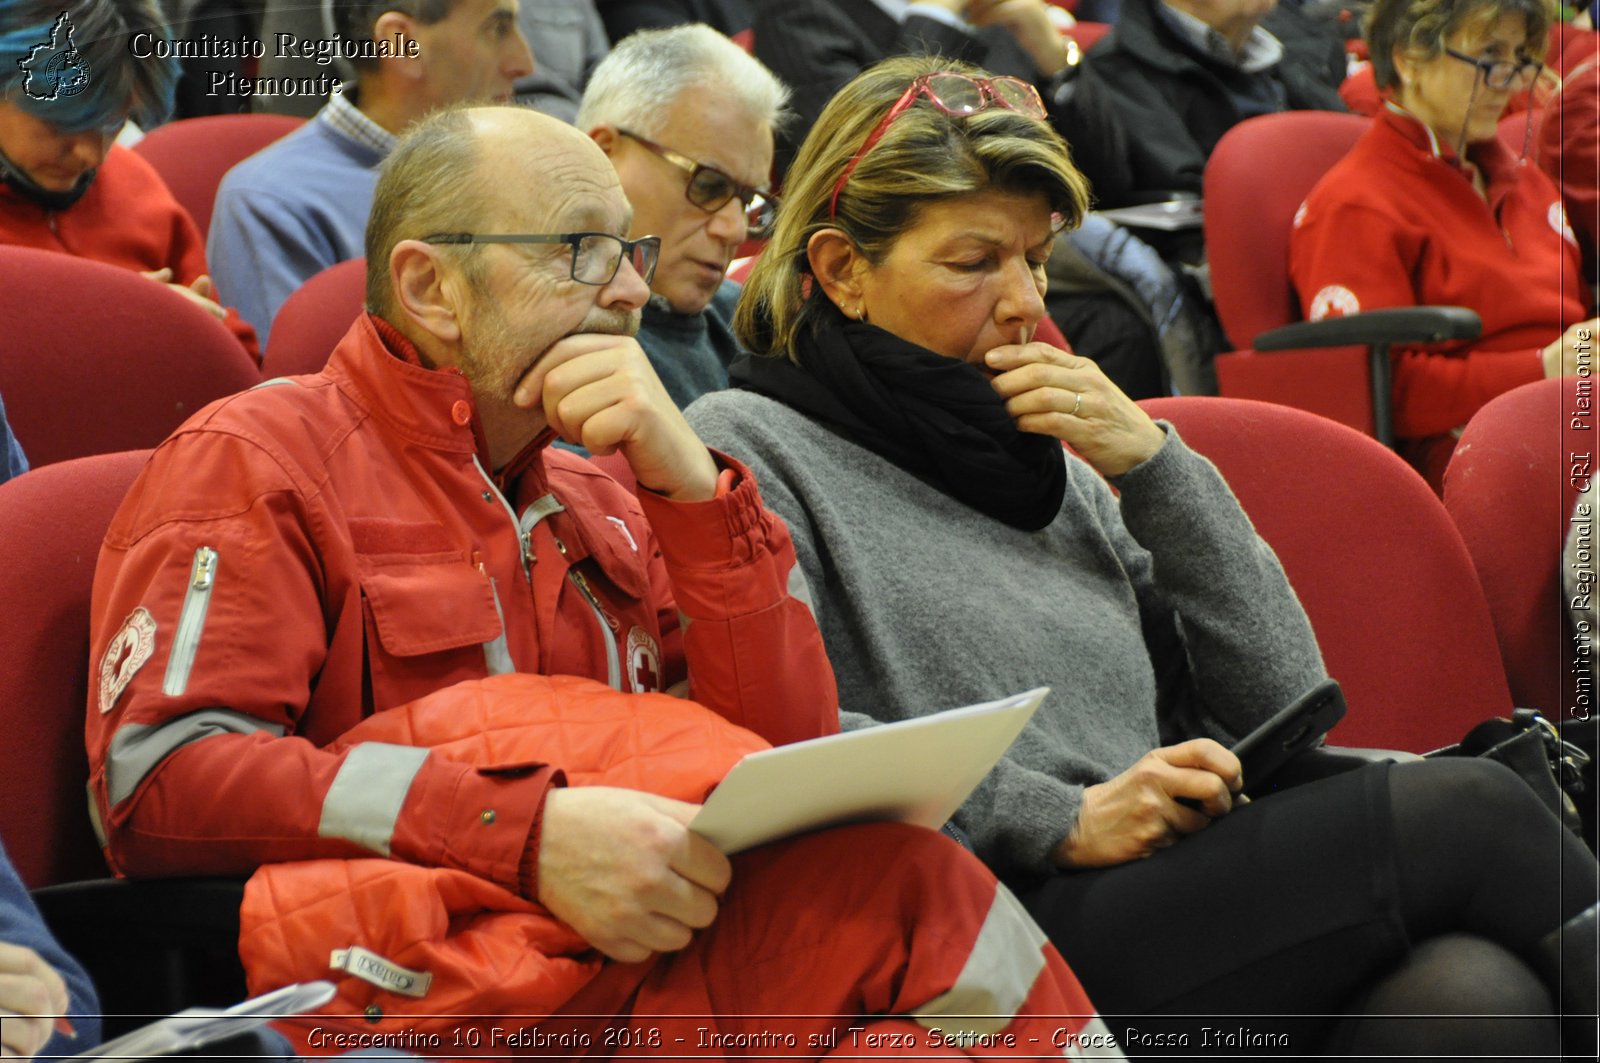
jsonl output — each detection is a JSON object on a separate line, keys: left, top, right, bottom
{"left": 686, "top": 55, "right": 1597, "bottom": 1058}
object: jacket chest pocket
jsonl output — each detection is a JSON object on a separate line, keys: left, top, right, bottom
{"left": 357, "top": 554, "right": 505, "bottom": 709}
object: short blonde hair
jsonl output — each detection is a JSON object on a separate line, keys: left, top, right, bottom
{"left": 1365, "top": 0, "right": 1553, "bottom": 90}
{"left": 734, "top": 55, "right": 1090, "bottom": 359}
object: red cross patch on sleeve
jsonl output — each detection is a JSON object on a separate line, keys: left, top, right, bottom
{"left": 98, "top": 606, "right": 157, "bottom": 714}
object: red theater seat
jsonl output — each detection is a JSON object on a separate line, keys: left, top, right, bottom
{"left": 1204, "top": 112, "right": 1480, "bottom": 447}
{"left": 1143, "top": 395, "right": 1512, "bottom": 752}
{"left": 0, "top": 450, "right": 249, "bottom": 1027}
{"left": 261, "top": 257, "right": 368, "bottom": 378}
{"left": 0, "top": 450, "right": 149, "bottom": 888}
{"left": 132, "top": 114, "right": 304, "bottom": 236}
{"left": 1444, "top": 376, "right": 1585, "bottom": 716}
{"left": 0, "top": 247, "right": 262, "bottom": 467}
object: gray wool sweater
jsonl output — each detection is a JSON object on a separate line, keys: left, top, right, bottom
{"left": 688, "top": 390, "right": 1327, "bottom": 877}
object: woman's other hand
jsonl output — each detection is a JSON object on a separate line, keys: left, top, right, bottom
{"left": 1543, "top": 318, "right": 1599, "bottom": 378}
{"left": 986, "top": 341, "right": 1166, "bottom": 477}
{"left": 1051, "top": 739, "right": 1245, "bottom": 869}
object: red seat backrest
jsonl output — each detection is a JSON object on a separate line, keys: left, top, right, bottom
{"left": 1142, "top": 396, "right": 1512, "bottom": 751}
{"left": 1443, "top": 376, "right": 1580, "bottom": 716}
{"left": 1203, "top": 112, "right": 1375, "bottom": 435}
{"left": 131, "top": 114, "right": 304, "bottom": 236}
{"left": 262, "top": 258, "right": 369, "bottom": 378}
{"left": 1204, "top": 111, "right": 1371, "bottom": 350}
{"left": 0, "top": 450, "right": 151, "bottom": 888}
{"left": 0, "top": 247, "right": 262, "bottom": 467}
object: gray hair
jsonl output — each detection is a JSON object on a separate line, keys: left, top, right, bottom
{"left": 576, "top": 23, "right": 790, "bottom": 138}
{"left": 365, "top": 106, "right": 488, "bottom": 318}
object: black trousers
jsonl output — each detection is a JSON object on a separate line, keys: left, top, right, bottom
{"left": 1014, "top": 759, "right": 1596, "bottom": 1054}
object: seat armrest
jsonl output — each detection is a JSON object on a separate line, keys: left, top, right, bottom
{"left": 1254, "top": 306, "right": 1482, "bottom": 351}
{"left": 33, "top": 877, "right": 248, "bottom": 1034}
{"left": 1273, "top": 745, "right": 1424, "bottom": 791}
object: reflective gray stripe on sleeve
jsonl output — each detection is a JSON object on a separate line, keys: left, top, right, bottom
{"left": 913, "top": 884, "right": 1049, "bottom": 1037}
{"left": 317, "top": 742, "right": 430, "bottom": 856}
{"left": 106, "top": 709, "right": 287, "bottom": 807}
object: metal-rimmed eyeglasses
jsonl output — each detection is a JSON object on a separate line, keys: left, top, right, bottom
{"left": 421, "top": 232, "right": 661, "bottom": 285}
{"left": 617, "top": 129, "right": 779, "bottom": 237}
{"left": 1443, "top": 47, "right": 1543, "bottom": 91}
{"left": 830, "top": 72, "right": 1049, "bottom": 219}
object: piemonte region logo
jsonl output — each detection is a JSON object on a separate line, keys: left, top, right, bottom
{"left": 19, "top": 12, "right": 92, "bottom": 102}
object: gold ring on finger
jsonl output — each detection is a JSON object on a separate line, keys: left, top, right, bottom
{"left": 1071, "top": 390, "right": 1084, "bottom": 417}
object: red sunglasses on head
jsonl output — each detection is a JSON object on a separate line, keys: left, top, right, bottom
{"left": 828, "top": 72, "right": 1048, "bottom": 219}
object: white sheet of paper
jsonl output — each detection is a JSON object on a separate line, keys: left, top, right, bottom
{"left": 70, "top": 981, "right": 336, "bottom": 1061}
{"left": 690, "top": 688, "right": 1049, "bottom": 854}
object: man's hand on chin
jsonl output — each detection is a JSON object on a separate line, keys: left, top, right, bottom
{"left": 514, "top": 333, "right": 718, "bottom": 501}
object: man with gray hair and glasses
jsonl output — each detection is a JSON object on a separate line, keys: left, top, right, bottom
{"left": 578, "top": 24, "right": 787, "bottom": 409}
{"left": 86, "top": 104, "right": 1116, "bottom": 1055}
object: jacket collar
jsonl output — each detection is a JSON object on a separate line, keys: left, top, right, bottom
{"left": 325, "top": 312, "right": 488, "bottom": 458}
{"left": 1376, "top": 102, "right": 1523, "bottom": 217}
{"left": 1377, "top": 101, "right": 1522, "bottom": 200}
{"left": 358, "top": 315, "right": 564, "bottom": 490}
{"left": 324, "top": 314, "right": 649, "bottom": 595}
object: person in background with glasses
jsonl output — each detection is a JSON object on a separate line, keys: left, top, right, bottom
{"left": 85, "top": 102, "right": 1118, "bottom": 1057}
{"left": 1292, "top": 0, "right": 1595, "bottom": 489}
{"left": 689, "top": 54, "right": 1600, "bottom": 1057}
{"left": 576, "top": 24, "right": 787, "bottom": 410}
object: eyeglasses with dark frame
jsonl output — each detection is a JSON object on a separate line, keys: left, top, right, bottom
{"left": 830, "top": 72, "right": 1049, "bottom": 219}
{"left": 421, "top": 231, "right": 661, "bottom": 285}
{"left": 1443, "top": 47, "right": 1543, "bottom": 91}
{"left": 616, "top": 129, "right": 779, "bottom": 237}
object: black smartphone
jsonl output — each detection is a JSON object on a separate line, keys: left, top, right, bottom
{"left": 1232, "top": 678, "right": 1348, "bottom": 797}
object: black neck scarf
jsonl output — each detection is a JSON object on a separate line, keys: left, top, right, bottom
{"left": 730, "top": 301, "right": 1066, "bottom": 531}
{"left": 0, "top": 145, "right": 95, "bottom": 212}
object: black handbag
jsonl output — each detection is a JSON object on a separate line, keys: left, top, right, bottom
{"left": 1427, "top": 709, "right": 1592, "bottom": 839}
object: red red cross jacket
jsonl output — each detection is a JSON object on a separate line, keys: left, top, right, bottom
{"left": 85, "top": 313, "right": 837, "bottom": 896}
{"left": 1290, "top": 105, "right": 1589, "bottom": 481}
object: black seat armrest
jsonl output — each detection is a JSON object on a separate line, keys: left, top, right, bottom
{"left": 33, "top": 877, "right": 248, "bottom": 1034}
{"left": 1254, "top": 306, "right": 1482, "bottom": 351}
{"left": 1251, "top": 307, "right": 1482, "bottom": 446}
